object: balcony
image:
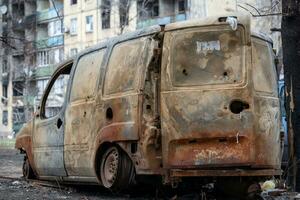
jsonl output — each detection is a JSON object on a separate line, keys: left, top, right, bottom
{"left": 137, "top": 13, "right": 187, "bottom": 29}
{"left": 35, "top": 35, "right": 64, "bottom": 49}
{"left": 12, "top": 66, "right": 26, "bottom": 81}
{"left": 23, "top": 14, "right": 37, "bottom": 26}
{"left": 31, "top": 65, "right": 56, "bottom": 79}
{"left": 37, "top": 5, "right": 63, "bottom": 23}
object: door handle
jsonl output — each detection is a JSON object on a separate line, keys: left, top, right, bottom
{"left": 57, "top": 118, "right": 63, "bottom": 129}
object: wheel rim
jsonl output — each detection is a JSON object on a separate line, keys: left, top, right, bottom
{"left": 101, "top": 148, "right": 119, "bottom": 188}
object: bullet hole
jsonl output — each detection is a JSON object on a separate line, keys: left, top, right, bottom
{"left": 131, "top": 143, "right": 137, "bottom": 154}
{"left": 188, "top": 139, "right": 197, "bottom": 144}
{"left": 233, "top": 80, "right": 237, "bottom": 83}
{"left": 106, "top": 107, "right": 113, "bottom": 120}
{"left": 182, "top": 69, "right": 188, "bottom": 76}
{"left": 230, "top": 100, "right": 250, "bottom": 114}
{"left": 219, "top": 138, "right": 227, "bottom": 142}
{"left": 223, "top": 71, "right": 228, "bottom": 76}
{"left": 57, "top": 118, "right": 63, "bottom": 129}
{"left": 146, "top": 105, "right": 151, "bottom": 110}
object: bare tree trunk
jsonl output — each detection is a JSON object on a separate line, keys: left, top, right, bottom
{"left": 282, "top": 0, "right": 300, "bottom": 191}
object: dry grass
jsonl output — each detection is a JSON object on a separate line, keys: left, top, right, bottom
{"left": 0, "top": 139, "right": 16, "bottom": 149}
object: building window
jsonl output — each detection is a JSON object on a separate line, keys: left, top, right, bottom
{"left": 37, "top": 51, "right": 49, "bottom": 67}
{"left": 70, "top": 18, "right": 77, "bottom": 35}
{"left": 70, "top": 0, "right": 77, "bottom": 5}
{"left": 2, "top": 111, "right": 8, "bottom": 126}
{"left": 2, "top": 85, "right": 8, "bottom": 98}
{"left": 13, "top": 108, "right": 25, "bottom": 124}
{"left": 119, "top": 0, "right": 130, "bottom": 28}
{"left": 86, "top": 15, "right": 93, "bottom": 32}
{"left": 13, "top": 82, "right": 24, "bottom": 96}
{"left": 101, "top": 0, "right": 111, "bottom": 29}
{"left": 138, "top": 0, "right": 159, "bottom": 20}
{"left": 37, "top": 79, "right": 49, "bottom": 97}
{"left": 50, "top": 48, "right": 64, "bottom": 64}
{"left": 48, "top": 20, "right": 62, "bottom": 36}
{"left": 70, "top": 48, "right": 78, "bottom": 57}
{"left": 178, "top": 0, "right": 187, "bottom": 12}
{"left": 2, "top": 60, "right": 8, "bottom": 73}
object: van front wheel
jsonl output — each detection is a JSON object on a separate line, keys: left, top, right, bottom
{"left": 23, "top": 156, "right": 35, "bottom": 180}
{"left": 100, "top": 146, "right": 135, "bottom": 191}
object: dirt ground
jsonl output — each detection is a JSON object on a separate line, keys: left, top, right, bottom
{"left": 0, "top": 148, "right": 295, "bottom": 200}
{"left": 0, "top": 149, "right": 152, "bottom": 200}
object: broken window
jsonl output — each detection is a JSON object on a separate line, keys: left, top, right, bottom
{"left": 2, "top": 111, "right": 8, "bottom": 126}
{"left": 119, "top": 0, "right": 130, "bottom": 28}
{"left": 41, "top": 63, "right": 72, "bottom": 119}
{"left": 13, "top": 108, "right": 25, "bottom": 124}
{"left": 101, "top": 0, "right": 111, "bottom": 29}
{"left": 2, "top": 60, "right": 8, "bottom": 73}
{"left": 70, "top": 18, "right": 77, "bottom": 35}
{"left": 70, "top": 49, "right": 106, "bottom": 102}
{"left": 138, "top": 0, "right": 159, "bottom": 20}
{"left": 178, "top": 0, "right": 186, "bottom": 12}
{"left": 86, "top": 15, "right": 93, "bottom": 32}
{"left": 252, "top": 39, "right": 277, "bottom": 94}
{"left": 13, "top": 82, "right": 24, "bottom": 96}
{"left": 170, "top": 27, "right": 244, "bottom": 86}
{"left": 70, "top": 0, "right": 77, "bottom": 5}
{"left": 104, "top": 37, "right": 148, "bottom": 95}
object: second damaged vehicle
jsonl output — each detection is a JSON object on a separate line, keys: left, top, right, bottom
{"left": 16, "top": 14, "right": 282, "bottom": 194}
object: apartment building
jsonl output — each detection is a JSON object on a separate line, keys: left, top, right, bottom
{"left": 64, "top": 0, "right": 281, "bottom": 58}
{"left": 64, "top": 0, "right": 137, "bottom": 58}
{"left": 0, "top": 0, "right": 36, "bottom": 137}
{"left": 34, "top": 0, "right": 65, "bottom": 117}
{"left": 0, "top": 0, "right": 64, "bottom": 137}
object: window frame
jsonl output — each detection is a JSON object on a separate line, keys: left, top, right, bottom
{"left": 86, "top": 15, "right": 94, "bottom": 33}
{"left": 70, "top": 0, "right": 77, "bottom": 5}
{"left": 40, "top": 61, "right": 73, "bottom": 119}
{"left": 70, "top": 18, "right": 78, "bottom": 35}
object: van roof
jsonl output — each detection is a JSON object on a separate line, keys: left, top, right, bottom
{"left": 77, "top": 13, "right": 272, "bottom": 58}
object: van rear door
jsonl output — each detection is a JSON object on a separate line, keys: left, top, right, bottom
{"left": 160, "top": 25, "right": 254, "bottom": 169}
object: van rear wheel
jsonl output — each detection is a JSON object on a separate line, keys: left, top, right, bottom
{"left": 100, "top": 146, "right": 135, "bottom": 191}
{"left": 23, "top": 156, "right": 35, "bottom": 179}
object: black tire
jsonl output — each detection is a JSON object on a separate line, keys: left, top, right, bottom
{"left": 100, "top": 146, "right": 135, "bottom": 191}
{"left": 23, "top": 156, "right": 35, "bottom": 180}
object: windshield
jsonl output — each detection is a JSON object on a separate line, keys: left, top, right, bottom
{"left": 171, "top": 27, "right": 244, "bottom": 86}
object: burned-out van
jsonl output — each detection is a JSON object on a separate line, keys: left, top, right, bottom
{"left": 16, "top": 14, "right": 281, "bottom": 192}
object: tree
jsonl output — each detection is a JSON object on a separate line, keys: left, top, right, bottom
{"left": 282, "top": 0, "right": 300, "bottom": 191}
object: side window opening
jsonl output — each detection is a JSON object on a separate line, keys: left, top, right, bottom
{"left": 41, "top": 63, "right": 73, "bottom": 119}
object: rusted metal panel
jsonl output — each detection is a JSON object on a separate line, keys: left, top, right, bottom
{"left": 170, "top": 169, "right": 282, "bottom": 177}
{"left": 15, "top": 121, "right": 37, "bottom": 175}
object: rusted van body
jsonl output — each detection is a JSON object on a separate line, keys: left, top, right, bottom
{"left": 15, "top": 14, "right": 281, "bottom": 189}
